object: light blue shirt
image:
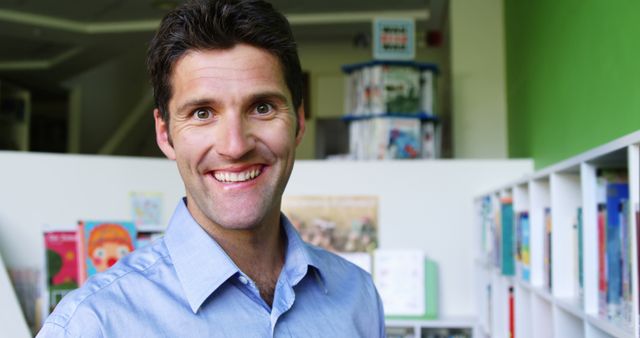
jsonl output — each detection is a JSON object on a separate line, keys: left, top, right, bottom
{"left": 37, "top": 199, "right": 385, "bottom": 337}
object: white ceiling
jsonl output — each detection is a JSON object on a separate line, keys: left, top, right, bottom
{"left": 0, "top": 0, "right": 446, "bottom": 90}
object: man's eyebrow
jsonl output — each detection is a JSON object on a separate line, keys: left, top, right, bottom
{"left": 174, "top": 98, "right": 218, "bottom": 114}
{"left": 248, "top": 91, "right": 290, "bottom": 105}
{"left": 174, "top": 91, "right": 290, "bottom": 114}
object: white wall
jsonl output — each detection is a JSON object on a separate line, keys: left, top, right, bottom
{"left": 0, "top": 151, "right": 532, "bottom": 319}
{"left": 450, "top": 0, "right": 508, "bottom": 158}
{"left": 0, "top": 252, "right": 31, "bottom": 338}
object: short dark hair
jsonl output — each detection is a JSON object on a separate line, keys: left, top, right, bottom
{"left": 147, "top": 0, "right": 303, "bottom": 123}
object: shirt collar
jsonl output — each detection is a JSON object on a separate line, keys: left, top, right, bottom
{"left": 164, "top": 199, "right": 328, "bottom": 313}
{"left": 280, "top": 214, "right": 328, "bottom": 293}
{"left": 164, "top": 199, "right": 239, "bottom": 313}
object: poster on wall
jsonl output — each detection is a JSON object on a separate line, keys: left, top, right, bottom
{"left": 282, "top": 195, "right": 378, "bottom": 254}
{"left": 373, "top": 18, "right": 416, "bottom": 60}
{"left": 130, "top": 192, "right": 163, "bottom": 228}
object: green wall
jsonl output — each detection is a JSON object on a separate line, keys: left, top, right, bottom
{"left": 505, "top": 1, "right": 640, "bottom": 168}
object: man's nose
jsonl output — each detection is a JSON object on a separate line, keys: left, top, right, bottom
{"left": 215, "top": 114, "right": 256, "bottom": 159}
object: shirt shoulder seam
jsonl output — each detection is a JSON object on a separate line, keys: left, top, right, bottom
{"left": 60, "top": 247, "right": 171, "bottom": 328}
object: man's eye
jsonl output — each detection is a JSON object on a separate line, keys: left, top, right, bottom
{"left": 255, "top": 103, "right": 273, "bottom": 115}
{"left": 194, "top": 108, "right": 212, "bottom": 120}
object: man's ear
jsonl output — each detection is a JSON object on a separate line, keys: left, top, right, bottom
{"left": 295, "top": 104, "right": 306, "bottom": 146}
{"left": 154, "top": 108, "right": 176, "bottom": 160}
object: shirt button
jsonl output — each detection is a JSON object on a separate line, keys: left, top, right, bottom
{"left": 238, "top": 276, "right": 249, "bottom": 285}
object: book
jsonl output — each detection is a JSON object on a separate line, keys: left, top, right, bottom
{"left": 516, "top": 211, "right": 530, "bottom": 282}
{"left": 577, "top": 207, "right": 584, "bottom": 303}
{"left": 620, "top": 200, "right": 632, "bottom": 324}
{"left": 77, "top": 221, "right": 137, "bottom": 284}
{"left": 543, "top": 207, "right": 552, "bottom": 291}
{"left": 597, "top": 203, "right": 607, "bottom": 317}
{"left": 44, "top": 231, "right": 78, "bottom": 314}
{"left": 509, "top": 286, "right": 515, "bottom": 338}
{"left": 605, "top": 182, "right": 628, "bottom": 319}
{"left": 500, "top": 197, "right": 515, "bottom": 276}
{"left": 374, "top": 250, "right": 425, "bottom": 316}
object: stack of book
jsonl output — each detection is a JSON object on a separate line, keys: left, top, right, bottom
{"left": 596, "top": 170, "right": 633, "bottom": 326}
{"left": 342, "top": 61, "right": 440, "bottom": 160}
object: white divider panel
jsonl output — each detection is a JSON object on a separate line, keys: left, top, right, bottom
{"left": 513, "top": 183, "right": 530, "bottom": 213}
{"left": 531, "top": 293, "right": 553, "bottom": 338}
{"left": 515, "top": 284, "right": 532, "bottom": 338}
{"left": 550, "top": 172, "right": 581, "bottom": 299}
{"left": 0, "top": 152, "right": 534, "bottom": 320}
{"left": 529, "top": 178, "right": 550, "bottom": 288}
{"left": 627, "top": 144, "right": 640, "bottom": 338}
{"left": 581, "top": 162, "right": 599, "bottom": 316}
{"left": 554, "top": 305, "right": 584, "bottom": 338}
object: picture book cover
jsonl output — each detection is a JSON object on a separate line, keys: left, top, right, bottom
{"left": 44, "top": 231, "right": 78, "bottom": 313}
{"left": 384, "top": 118, "right": 421, "bottom": 159}
{"left": 78, "top": 221, "right": 137, "bottom": 284}
{"left": 282, "top": 195, "right": 378, "bottom": 253}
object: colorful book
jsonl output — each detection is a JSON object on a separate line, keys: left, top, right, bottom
{"left": 77, "top": 221, "right": 137, "bottom": 284}
{"left": 44, "top": 231, "right": 78, "bottom": 314}
{"left": 516, "top": 211, "right": 530, "bottom": 282}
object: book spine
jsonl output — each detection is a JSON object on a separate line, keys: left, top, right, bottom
{"left": 76, "top": 222, "right": 87, "bottom": 285}
{"left": 543, "top": 207, "right": 552, "bottom": 291}
{"left": 605, "top": 182, "right": 628, "bottom": 320}
{"left": 509, "top": 286, "right": 515, "bottom": 338}
{"left": 598, "top": 204, "right": 607, "bottom": 318}
{"left": 577, "top": 207, "right": 584, "bottom": 303}
{"left": 501, "top": 198, "right": 515, "bottom": 276}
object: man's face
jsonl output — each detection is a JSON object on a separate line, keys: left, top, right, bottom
{"left": 154, "top": 44, "right": 305, "bottom": 232}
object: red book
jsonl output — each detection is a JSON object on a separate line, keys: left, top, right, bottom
{"left": 44, "top": 231, "right": 79, "bottom": 313}
{"left": 509, "top": 286, "right": 515, "bottom": 338}
{"left": 597, "top": 204, "right": 607, "bottom": 317}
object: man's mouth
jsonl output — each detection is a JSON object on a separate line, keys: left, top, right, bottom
{"left": 213, "top": 166, "right": 262, "bottom": 183}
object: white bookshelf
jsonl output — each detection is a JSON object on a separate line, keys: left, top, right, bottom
{"left": 0, "top": 251, "right": 31, "bottom": 338}
{"left": 475, "top": 131, "right": 640, "bottom": 338}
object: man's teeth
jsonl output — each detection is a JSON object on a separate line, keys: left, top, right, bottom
{"left": 214, "top": 168, "right": 261, "bottom": 183}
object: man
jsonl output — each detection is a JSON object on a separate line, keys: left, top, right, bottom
{"left": 37, "top": 0, "right": 385, "bottom": 337}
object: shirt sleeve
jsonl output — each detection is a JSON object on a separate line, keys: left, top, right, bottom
{"left": 36, "top": 322, "right": 75, "bottom": 338}
{"left": 375, "top": 286, "right": 387, "bottom": 338}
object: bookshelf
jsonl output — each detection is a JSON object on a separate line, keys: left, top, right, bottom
{"left": 475, "top": 131, "right": 640, "bottom": 338}
{"left": 0, "top": 250, "right": 31, "bottom": 338}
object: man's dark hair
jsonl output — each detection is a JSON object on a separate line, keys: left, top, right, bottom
{"left": 147, "top": 0, "right": 303, "bottom": 124}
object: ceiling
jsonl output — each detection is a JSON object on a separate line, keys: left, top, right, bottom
{"left": 0, "top": 0, "right": 446, "bottom": 91}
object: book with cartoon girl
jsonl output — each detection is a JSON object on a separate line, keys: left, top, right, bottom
{"left": 77, "top": 221, "right": 137, "bottom": 284}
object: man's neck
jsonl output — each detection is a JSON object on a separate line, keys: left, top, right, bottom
{"left": 195, "top": 210, "right": 286, "bottom": 307}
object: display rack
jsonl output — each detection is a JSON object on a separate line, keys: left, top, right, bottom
{"left": 475, "top": 131, "right": 640, "bottom": 338}
{"left": 341, "top": 60, "right": 441, "bottom": 160}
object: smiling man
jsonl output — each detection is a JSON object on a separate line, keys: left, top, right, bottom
{"left": 37, "top": 0, "right": 385, "bottom": 337}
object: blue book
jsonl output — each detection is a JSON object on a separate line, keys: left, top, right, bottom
{"left": 606, "top": 182, "right": 628, "bottom": 319}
